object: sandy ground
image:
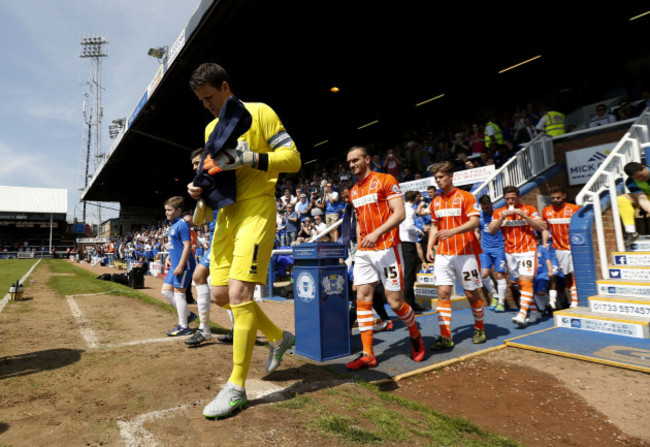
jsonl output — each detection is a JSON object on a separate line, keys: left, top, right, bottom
{"left": 0, "top": 259, "right": 647, "bottom": 446}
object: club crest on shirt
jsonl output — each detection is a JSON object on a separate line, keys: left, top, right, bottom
{"left": 170, "top": 229, "right": 175, "bottom": 236}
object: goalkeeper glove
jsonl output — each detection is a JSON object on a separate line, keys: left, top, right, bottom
{"left": 203, "top": 141, "right": 258, "bottom": 174}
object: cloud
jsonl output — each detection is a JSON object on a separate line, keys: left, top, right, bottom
{"left": 0, "top": 0, "right": 201, "bottom": 223}
{"left": 0, "top": 140, "right": 77, "bottom": 189}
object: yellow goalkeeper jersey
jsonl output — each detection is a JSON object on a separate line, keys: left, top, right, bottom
{"left": 204, "top": 101, "right": 301, "bottom": 202}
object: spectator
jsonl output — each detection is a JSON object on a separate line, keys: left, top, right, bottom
{"left": 525, "top": 102, "right": 542, "bottom": 125}
{"left": 587, "top": 104, "right": 617, "bottom": 128}
{"left": 370, "top": 154, "right": 385, "bottom": 173}
{"left": 312, "top": 215, "right": 328, "bottom": 240}
{"left": 454, "top": 152, "right": 469, "bottom": 171}
{"left": 335, "top": 163, "right": 350, "bottom": 182}
{"left": 295, "top": 217, "right": 314, "bottom": 245}
{"left": 284, "top": 204, "right": 300, "bottom": 245}
{"left": 295, "top": 193, "right": 310, "bottom": 222}
{"left": 308, "top": 187, "right": 325, "bottom": 219}
{"left": 384, "top": 148, "right": 403, "bottom": 178}
{"left": 451, "top": 132, "right": 470, "bottom": 158}
{"left": 280, "top": 188, "right": 297, "bottom": 209}
{"left": 276, "top": 209, "right": 287, "bottom": 247}
{"left": 323, "top": 182, "right": 341, "bottom": 242}
{"left": 469, "top": 123, "right": 486, "bottom": 155}
{"left": 400, "top": 167, "right": 415, "bottom": 182}
{"left": 614, "top": 98, "right": 641, "bottom": 121}
{"left": 515, "top": 116, "right": 538, "bottom": 145}
{"left": 404, "top": 140, "right": 426, "bottom": 173}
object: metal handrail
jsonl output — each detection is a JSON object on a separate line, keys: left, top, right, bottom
{"left": 574, "top": 108, "right": 650, "bottom": 278}
{"left": 471, "top": 133, "right": 556, "bottom": 201}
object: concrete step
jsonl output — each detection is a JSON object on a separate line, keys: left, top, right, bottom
{"left": 414, "top": 282, "right": 438, "bottom": 299}
{"left": 611, "top": 251, "right": 650, "bottom": 266}
{"left": 608, "top": 265, "right": 650, "bottom": 281}
{"left": 588, "top": 295, "right": 650, "bottom": 319}
{"left": 554, "top": 307, "right": 650, "bottom": 339}
{"left": 596, "top": 279, "right": 650, "bottom": 298}
{"left": 416, "top": 272, "right": 435, "bottom": 285}
{"left": 626, "top": 234, "right": 650, "bottom": 251}
{"left": 413, "top": 283, "right": 471, "bottom": 311}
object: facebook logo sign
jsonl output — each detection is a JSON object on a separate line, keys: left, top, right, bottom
{"left": 614, "top": 255, "right": 627, "bottom": 265}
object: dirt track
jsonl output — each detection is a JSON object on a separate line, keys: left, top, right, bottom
{"left": 0, "top": 260, "right": 648, "bottom": 446}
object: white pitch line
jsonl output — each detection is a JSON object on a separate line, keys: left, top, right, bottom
{"left": 104, "top": 337, "right": 185, "bottom": 349}
{"left": 118, "top": 403, "right": 196, "bottom": 447}
{"left": 67, "top": 292, "right": 186, "bottom": 350}
{"left": 66, "top": 295, "right": 101, "bottom": 349}
{"left": 0, "top": 259, "right": 41, "bottom": 315}
{"left": 117, "top": 381, "right": 294, "bottom": 447}
{"left": 71, "top": 290, "right": 122, "bottom": 297}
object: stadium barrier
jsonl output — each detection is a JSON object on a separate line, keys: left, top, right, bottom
{"left": 471, "top": 132, "right": 556, "bottom": 201}
{"left": 575, "top": 108, "right": 650, "bottom": 279}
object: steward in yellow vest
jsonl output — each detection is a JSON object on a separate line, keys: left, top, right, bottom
{"left": 485, "top": 121, "right": 504, "bottom": 148}
{"left": 542, "top": 111, "right": 565, "bottom": 136}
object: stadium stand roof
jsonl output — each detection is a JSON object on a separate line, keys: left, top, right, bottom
{"left": 82, "top": 0, "right": 650, "bottom": 206}
{"left": 0, "top": 186, "right": 67, "bottom": 215}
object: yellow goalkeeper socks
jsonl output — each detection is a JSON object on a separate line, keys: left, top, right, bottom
{"left": 254, "top": 301, "right": 283, "bottom": 344}
{"left": 228, "top": 301, "right": 257, "bottom": 388}
{"left": 617, "top": 195, "right": 636, "bottom": 227}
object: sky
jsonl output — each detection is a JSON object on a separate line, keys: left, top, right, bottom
{"left": 0, "top": 0, "right": 201, "bottom": 224}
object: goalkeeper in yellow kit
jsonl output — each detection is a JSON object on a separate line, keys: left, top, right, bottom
{"left": 187, "top": 63, "right": 301, "bottom": 419}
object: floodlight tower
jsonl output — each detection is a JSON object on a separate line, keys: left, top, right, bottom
{"left": 79, "top": 35, "right": 108, "bottom": 230}
{"left": 80, "top": 93, "right": 92, "bottom": 224}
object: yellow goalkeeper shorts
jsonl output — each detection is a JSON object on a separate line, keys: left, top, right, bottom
{"left": 209, "top": 195, "right": 276, "bottom": 286}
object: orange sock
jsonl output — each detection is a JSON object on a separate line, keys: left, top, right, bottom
{"left": 436, "top": 299, "right": 452, "bottom": 339}
{"left": 394, "top": 302, "right": 420, "bottom": 339}
{"left": 519, "top": 280, "right": 534, "bottom": 316}
{"left": 356, "top": 301, "right": 374, "bottom": 356}
{"left": 469, "top": 299, "right": 484, "bottom": 330}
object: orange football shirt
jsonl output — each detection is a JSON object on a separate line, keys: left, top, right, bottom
{"left": 542, "top": 202, "right": 580, "bottom": 250}
{"left": 492, "top": 204, "right": 540, "bottom": 253}
{"left": 430, "top": 188, "right": 482, "bottom": 256}
{"left": 350, "top": 171, "right": 402, "bottom": 251}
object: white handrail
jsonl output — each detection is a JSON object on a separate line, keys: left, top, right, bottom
{"left": 471, "top": 133, "right": 556, "bottom": 201}
{"left": 308, "top": 218, "right": 343, "bottom": 242}
{"left": 575, "top": 108, "right": 650, "bottom": 278}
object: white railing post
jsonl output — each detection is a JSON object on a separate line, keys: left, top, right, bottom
{"left": 575, "top": 108, "right": 650, "bottom": 280}
{"left": 590, "top": 192, "right": 610, "bottom": 279}
{"left": 470, "top": 133, "right": 555, "bottom": 202}
{"left": 605, "top": 167, "right": 625, "bottom": 252}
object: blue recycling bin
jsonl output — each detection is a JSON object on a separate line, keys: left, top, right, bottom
{"left": 292, "top": 242, "right": 350, "bottom": 362}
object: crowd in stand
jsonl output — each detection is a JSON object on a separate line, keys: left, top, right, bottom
{"left": 269, "top": 70, "right": 650, "bottom": 251}
{"left": 82, "top": 70, "right": 650, "bottom": 270}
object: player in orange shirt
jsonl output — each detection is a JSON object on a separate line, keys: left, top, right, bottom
{"left": 345, "top": 146, "right": 425, "bottom": 370}
{"left": 542, "top": 186, "right": 581, "bottom": 309}
{"left": 426, "top": 162, "right": 485, "bottom": 350}
{"left": 489, "top": 185, "right": 547, "bottom": 327}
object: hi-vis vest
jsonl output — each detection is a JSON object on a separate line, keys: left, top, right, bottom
{"left": 543, "top": 111, "right": 565, "bottom": 136}
{"left": 485, "top": 121, "right": 503, "bottom": 148}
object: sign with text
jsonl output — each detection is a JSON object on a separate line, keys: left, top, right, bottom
{"left": 565, "top": 143, "right": 616, "bottom": 185}
{"left": 400, "top": 165, "right": 495, "bottom": 193}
